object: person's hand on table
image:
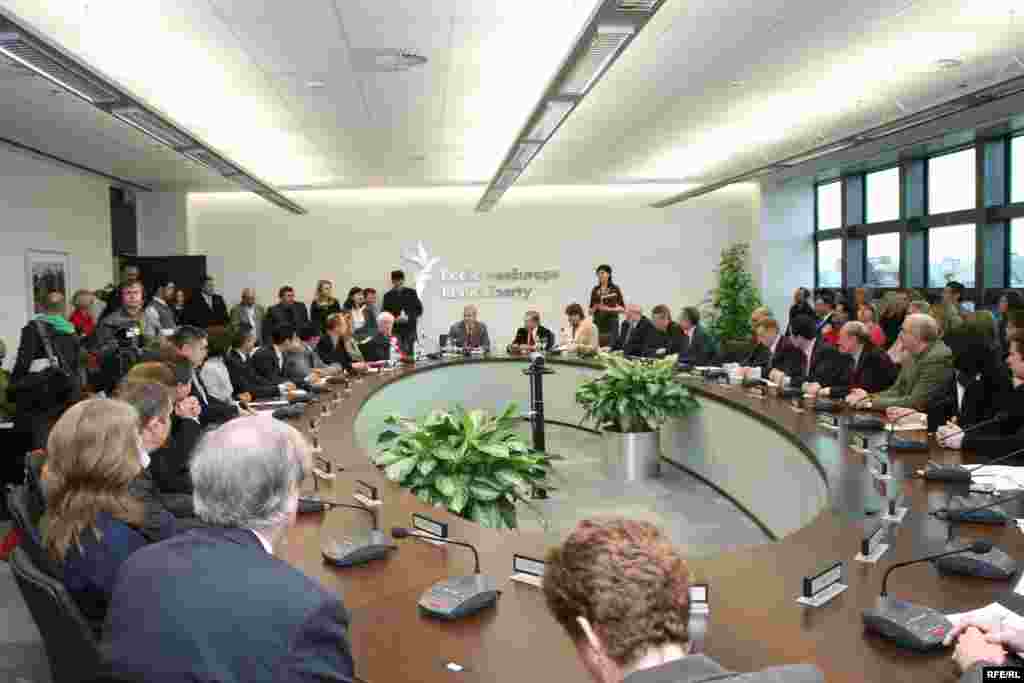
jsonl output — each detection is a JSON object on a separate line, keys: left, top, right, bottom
{"left": 886, "top": 406, "right": 918, "bottom": 420}
{"left": 948, "top": 625, "right": 1008, "bottom": 672}
{"left": 239, "top": 406, "right": 257, "bottom": 417}
{"left": 803, "top": 382, "right": 821, "bottom": 397}
{"left": 237, "top": 392, "right": 253, "bottom": 404}
{"left": 936, "top": 422, "right": 965, "bottom": 449}
{"left": 845, "top": 388, "right": 869, "bottom": 407}
{"left": 282, "top": 382, "right": 297, "bottom": 392}
{"left": 352, "top": 362, "right": 367, "bottom": 372}
{"left": 768, "top": 369, "right": 786, "bottom": 385}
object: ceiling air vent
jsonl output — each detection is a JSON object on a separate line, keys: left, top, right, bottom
{"left": 182, "top": 148, "right": 239, "bottom": 176}
{"left": 112, "top": 106, "right": 195, "bottom": 149}
{"left": 507, "top": 142, "right": 541, "bottom": 169}
{"left": 231, "top": 174, "right": 269, "bottom": 192}
{"left": 616, "top": 0, "right": 660, "bottom": 13}
{"left": 559, "top": 25, "right": 635, "bottom": 96}
{"left": 0, "top": 30, "right": 121, "bottom": 103}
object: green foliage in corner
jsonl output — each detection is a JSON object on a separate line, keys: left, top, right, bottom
{"left": 373, "top": 403, "right": 551, "bottom": 530}
{"left": 709, "top": 242, "right": 762, "bottom": 343}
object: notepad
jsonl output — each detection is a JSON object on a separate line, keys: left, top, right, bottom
{"left": 948, "top": 602, "right": 1024, "bottom": 630}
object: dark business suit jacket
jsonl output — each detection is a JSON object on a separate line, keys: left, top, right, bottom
{"left": 183, "top": 293, "right": 229, "bottom": 329}
{"left": 223, "top": 349, "right": 281, "bottom": 400}
{"left": 103, "top": 526, "right": 355, "bottom": 683}
{"left": 827, "top": 348, "right": 898, "bottom": 398}
{"left": 317, "top": 336, "right": 354, "bottom": 372}
{"left": 774, "top": 340, "right": 851, "bottom": 388}
{"left": 623, "top": 654, "right": 823, "bottom": 683}
{"left": 678, "top": 325, "right": 716, "bottom": 366}
{"left": 511, "top": 325, "right": 555, "bottom": 352}
{"left": 928, "top": 371, "right": 1014, "bottom": 433}
{"left": 360, "top": 332, "right": 412, "bottom": 362}
{"left": 612, "top": 318, "right": 654, "bottom": 357}
{"left": 265, "top": 302, "right": 311, "bottom": 345}
{"left": 962, "top": 383, "right": 1024, "bottom": 458}
{"left": 251, "top": 345, "right": 289, "bottom": 385}
{"left": 149, "top": 416, "right": 203, "bottom": 496}
{"left": 128, "top": 467, "right": 199, "bottom": 534}
{"left": 644, "top": 323, "right": 684, "bottom": 358}
{"left": 191, "top": 372, "right": 238, "bottom": 426}
{"left": 381, "top": 286, "right": 423, "bottom": 340}
{"left": 744, "top": 344, "right": 772, "bottom": 372}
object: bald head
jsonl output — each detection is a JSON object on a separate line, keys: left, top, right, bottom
{"left": 901, "top": 313, "right": 939, "bottom": 354}
{"left": 241, "top": 288, "right": 256, "bottom": 306}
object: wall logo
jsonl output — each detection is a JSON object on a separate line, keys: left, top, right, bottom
{"left": 401, "top": 241, "right": 560, "bottom": 301}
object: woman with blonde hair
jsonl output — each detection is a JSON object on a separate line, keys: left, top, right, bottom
{"left": 44, "top": 398, "right": 175, "bottom": 624}
{"left": 310, "top": 279, "right": 342, "bottom": 335}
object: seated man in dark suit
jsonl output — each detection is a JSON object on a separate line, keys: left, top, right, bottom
{"left": 543, "top": 518, "right": 824, "bottom": 683}
{"left": 103, "top": 417, "right": 355, "bottom": 683}
{"left": 768, "top": 314, "right": 850, "bottom": 389}
{"left": 610, "top": 304, "right": 653, "bottom": 357}
{"left": 644, "top": 304, "right": 684, "bottom": 357}
{"left": 740, "top": 317, "right": 787, "bottom": 376}
{"left": 252, "top": 324, "right": 306, "bottom": 385}
{"left": 805, "top": 321, "right": 896, "bottom": 399}
{"left": 265, "top": 286, "right": 310, "bottom": 346}
{"left": 170, "top": 326, "right": 240, "bottom": 427}
{"left": 284, "top": 324, "right": 341, "bottom": 385}
{"left": 360, "top": 312, "right": 408, "bottom": 362}
{"left": 677, "top": 306, "right": 716, "bottom": 366}
{"left": 224, "top": 327, "right": 294, "bottom": 400}
{"left": 448, "top": 304, "right": 491, "bottom": 352}
{"left": 182, "top": 275, "right": 229, "bottom": 329}
{"left": 508, "top": 310, "right": 555, "bottom": 354}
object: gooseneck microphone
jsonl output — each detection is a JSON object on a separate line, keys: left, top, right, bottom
{"left": 863, "top": 541, "right": 994, "bottom": 651}
{"left": 930, "top": 488, "right": 1024, "bottom": 523}
{"left": 925, "top": 444, "right": 1024, "bottom": 483}
{"left": 391, "top": 527, "right": 499, "bottom": 619}
{"left": 300, "top": 498, "right": 377, "bottom": 526}
{"left": 935, "top": 412, "right": 1008, "bottom": 446}
{"left": 309, "top": 497, "right": 397, "bottom": 567}
{"left": 880, "top": 541, "right": 993, "bottom": 596}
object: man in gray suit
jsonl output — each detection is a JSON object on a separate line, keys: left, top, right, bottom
{"left": 283, "top": 324, "right": 341, "bottom": 386}
{"left": 447, "top": 304, "right": 491, "bottom": 351}
{"left": 144, "top": 280, "right": 178, "bottom": 338}
{"left": 229, "top": 288, "right": 266, "bottom": 341}
{"left": 543, "top": 518, "right": 824, "bottom": 683}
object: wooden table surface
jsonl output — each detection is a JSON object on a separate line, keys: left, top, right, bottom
{"left": 279, "top": 356, "right": 1024, "bottom": 683}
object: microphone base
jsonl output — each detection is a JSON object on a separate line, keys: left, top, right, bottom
{"left": 934, "top": 541, "right": 1017, "bottom": 580}
{"left": 321, "top": 529, "right": 397, "bottom": 567}
{"left": 923, "top": 465, "right": 971, "bottom": 482}
{"left": 418, "top": 574, "right": 500, "bottom": 620}
{"left": 863, "top": 598, "right": 952, "bottom": 651}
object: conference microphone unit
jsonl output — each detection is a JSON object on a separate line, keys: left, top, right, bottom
{"left": 882, "top": 410, "right": 929, "bottom": 453}
{"left": 930, "top": 488, "right": 1024, "bottom": 524}
{"left": 390, "top": 527, "right": 500, "bottom": 620}
{"left": 925, "top": 443, "right": 1024, "bottom": 483}
{"left": 297, "top": 497, "right": 397, "bottom": 567}
{"left": 862, "top": 541, "right": 992, "bottom": 651}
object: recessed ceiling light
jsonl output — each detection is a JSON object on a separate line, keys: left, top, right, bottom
{"left": 935, "top": 58, "right": 963, "bottom": 70}
{"left": 306, "top": 80, "right": 326, "bottom": 89}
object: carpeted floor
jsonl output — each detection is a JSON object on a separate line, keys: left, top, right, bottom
{"left": 0, "top": 522, "right": 50, "bottom": 683}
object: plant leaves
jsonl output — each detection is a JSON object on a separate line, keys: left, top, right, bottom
{"left": 449, "top": 483, "right": 470, "bottom": 514}
{"left": 435, "top": 474, "right": 458, "bottom": 498}
{"left": 494, "top": 469, "right": 530, "bottom": 494}
{"left": 477, "top": 443, "right": 510, "bottom": 459}
{"left": 469, "top": 484, "right": 502, "bottom": 502}
{"left": 374, "top": 450, "right": 407, "bottom": 467}
{"left": 417, "top": 458, "right": 438, "bottom": 477}
{"left": 471, "top": 501, "right": 502, "bottom": 529}
{"left": 377, "top": 430, "right": 399, "bottom": 444}
{"left": 384, "top": 456, "right": 419, "bottom": 483}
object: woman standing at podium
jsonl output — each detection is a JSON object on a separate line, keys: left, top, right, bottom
{"left": 589, "top": 265, "right": 625, "bottom": 348}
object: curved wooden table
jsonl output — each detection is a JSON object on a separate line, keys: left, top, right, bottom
{"left": 280, "top": 356, "right": 1024, "bottom": 683}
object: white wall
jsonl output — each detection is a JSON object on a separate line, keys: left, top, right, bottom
{"left": 0, "top": 145, "right": 112, "bottom": 368}
{"left": 187, "top": 184, "right": 761, "bottom": 344}
{"left": 137, "top": 191, "right": 188, "bottom": 255}
{"left": 754, "top": 177, "right": 815, "bottom": 324}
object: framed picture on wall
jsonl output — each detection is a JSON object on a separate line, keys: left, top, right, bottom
{"left": 25, "top": 249, "right": 71, "bottom": 318}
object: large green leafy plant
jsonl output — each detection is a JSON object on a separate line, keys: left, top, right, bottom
{"left": 575, "top": 353, "right": 699, "bottom": 433}
{"left": 709, "top": 242, "right": 762, "bottom": 342}
{"left": 373, "top": 403, "right": 551, "bottom": 529}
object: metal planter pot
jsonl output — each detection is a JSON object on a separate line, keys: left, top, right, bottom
{"left": 604, "top": 430, "right": 661, "bottom": 481}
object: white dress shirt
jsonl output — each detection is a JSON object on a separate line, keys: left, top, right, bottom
{"left": 200, "top": 358, "right": 235, "bottom": 403}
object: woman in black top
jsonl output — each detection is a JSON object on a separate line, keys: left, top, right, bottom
{"left": 784, "top": 287, "right": 813, "bottom": 336}
{"left": 589, "top": 264, "right": 625, "bottom": 347}
{"left": 309, "top": 279, "right": 342, "bottom": 334}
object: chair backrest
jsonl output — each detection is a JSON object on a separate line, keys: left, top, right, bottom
{"left": 6, "top": 485, "right": 62, "bottom": 579}
{"left": 9, "top": 546, "right": 103, "bottom": 682}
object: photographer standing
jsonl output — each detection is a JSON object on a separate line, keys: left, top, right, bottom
{"left": 94, "top": 280, "right": 158, "bottom": 394}
{"left": 8, "top": 290, "right": 82, "bottom": 483}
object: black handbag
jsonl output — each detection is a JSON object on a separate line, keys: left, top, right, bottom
{"left": 12, "top": 321, "right": 73, "bottom": 410}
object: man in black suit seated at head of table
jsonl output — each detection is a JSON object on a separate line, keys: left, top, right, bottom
{"left": 611, "top": 304, "right": 653, "bottom": 358}
{"left": 543, "top": 518, "right": 824, "bottom": 683}
{"left": 644, "top": 304, "right": 684, "bottom": 358}
{"left": 508, "top": 310, "right": 555, "bottom": 354}
{"left": 265, "top": 285, "right": 310, "bottom": 346}
{"left": 101, "top": 417, "right": 355, "bottom": 683}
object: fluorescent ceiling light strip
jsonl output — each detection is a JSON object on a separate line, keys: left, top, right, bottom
{"left": 0, "top": 44, "right": 101, "bottom": 104}
{"left": 781, "top": 142, "right": 855, "bottom": 166}
{"left": 182, "top": 148, "right": 238, "bottom": 176}
{"left": 232, "top": 175, "right": 269, "bottom": 192}
{"left": 559, "top": 25, "right": 635, "bottom": 96}
{"left": 526, "top": 100, "right": 575, "bottom": 141}
{"left": 495, "top": 169, "right": 521, "bottom": 189}
{"left": 616, "top": 0, "right": 659, "bottom": 12}
{"left": 484, "top": 188, "right": 504, "bottom": 203}
{"left": 508, "top": 142, "right": 541, "bottom": 169}
{"left": 112, "top": 107, "right": 194, "bottom": 148}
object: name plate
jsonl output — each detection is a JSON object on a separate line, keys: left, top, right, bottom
{"left": 797, "top": 561, "right": 847, "bottom": 607}
{"left": 856, "top": 524, "right": 889, "bottom": 563}
{"left": 689, "top": 583, "right": 710, "bottom": 614}
{"left": 412, "top": 513, "right": 448, "bottom": 542}
{"left": 354, "top": 479, "right": 381, "bottom": 508}
{"left": 510, "top": 554, "right": 546, "bottom": 588}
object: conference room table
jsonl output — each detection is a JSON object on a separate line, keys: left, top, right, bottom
{"left": 279, "top": 354, "right": 1024, "bottom": 683}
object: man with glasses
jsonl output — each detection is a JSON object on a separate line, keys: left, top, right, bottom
{"left": 448, "top": 304, "right": 491, "bottom": 352}
{"left": 509, "top": 311, "right": 555, "bottom": 354}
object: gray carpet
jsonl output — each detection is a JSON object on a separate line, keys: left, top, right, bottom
{"left": 514, "top": 426, "right": 770, "bottom": 555}
{"left": 0, "top": 523, "right": 51, "bottom": 683}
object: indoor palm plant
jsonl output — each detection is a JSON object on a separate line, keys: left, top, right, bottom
{"left": 373, "top": 403, "right": 551, "bottom": 530}
{"left": 708, "top": 242, "right": 762, "bottom": 346}
{"left": 575, "top": 353, "right": 699, "bottom": 478}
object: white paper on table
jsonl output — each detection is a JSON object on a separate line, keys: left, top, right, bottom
{"left": 947, "top": 602, "right": 1024, "bottom": 630}
{"left": 884, "top": 420, "right": 927, "bottom": 432}
{"left": 971, "top": 466, "right": 1024, "bottom": 491}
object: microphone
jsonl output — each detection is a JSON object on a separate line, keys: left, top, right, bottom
{"left": 390, "top": 527, "right": 499, "bottom": 619}
{"left": 884, "top": 410, "right": 928, "bottom": 453}
{"left": 935, "top": 411, "right": 1008, "bottom": 446}
{"left": 924, "top": 442, "right": 1024, "bottom": 483}
{"left": 930, "top": 488, "right": 1024, "bottom": 524}
{"left": 307, "top": 497, "right": 397, "bottom": 567}
{"left": 863, "top": 541, "right": 992, "bottom": 651}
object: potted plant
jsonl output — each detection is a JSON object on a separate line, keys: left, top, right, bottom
{"left": 575, "top": 353, "right": 699, "bottom": 479}
{"left": 373, "top": 403, "right": 551, "bottom": 530}
{"left": 708, "top": 242, "right": 763, "bottom": 360}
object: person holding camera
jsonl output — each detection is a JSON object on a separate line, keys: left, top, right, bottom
{"left": 96, "top": 280, "right": 159, "bottom": 350}
{"left": 8, "top": 290, "right": 82, "bottom": 483}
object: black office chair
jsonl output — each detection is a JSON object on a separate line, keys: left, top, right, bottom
{"left": 6, "top": 485, "right": 61, "bottom": 580}
{"left": 8, "top": 546, "right": 103, "bottom": 682}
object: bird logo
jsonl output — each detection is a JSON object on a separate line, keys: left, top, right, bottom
{"left": 402, "top": 241, "right": 440, "bottom": 298}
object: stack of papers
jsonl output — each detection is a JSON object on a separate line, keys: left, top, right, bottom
{"left": 884, "top": 418, "right": 927, "bottom": 432}
{"left": 970, "top": 466, "right": 1024, "bottom": 491}
{"left": 948, "top": 602, "right": 1024, "bottom": 630}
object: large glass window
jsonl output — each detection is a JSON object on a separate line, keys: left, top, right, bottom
{"left": 1013, "top": 137, "right": 1024, "bottom": 204}
{"left": 865, "top": 168, "right": 900, "bottom": 223}
{"left": 816, "top": 181, "right": 841, "bottom": 231}
{"left": 1012, "top": 219, "right": 1024, "bottom": 287}
{"left": 928, "top": 224, "right": 976, "bottom": 287}
{"left": 817, "top": 239, "right": 842, "bottom": 287}
{"left": 866, "top": 233, "right": 900, "bottom": 286}
{"left": 928, "top": 148, "right": 976, "bottom": 214}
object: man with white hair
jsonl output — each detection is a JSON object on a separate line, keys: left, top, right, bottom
{"left": 448, "top": 304, "right": 491, "bottom": 352}
{"left": 360, "top": 310, "right": 403, "bottom": 362}
{"left": 845, "top": 313, "right": 952, "bottom": 413}
{"left": 102, "top": 417, "right": 354, "bottom": 682}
